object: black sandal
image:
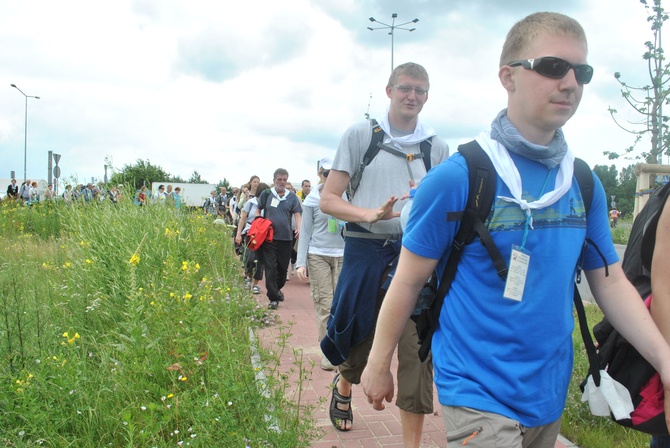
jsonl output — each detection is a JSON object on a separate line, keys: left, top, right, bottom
{"left": 329, "top": 373, "right": 353, "bottom": 431}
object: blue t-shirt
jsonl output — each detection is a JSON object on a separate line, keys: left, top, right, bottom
{"left": 403, "top": 151, "right": 617, "bottom": 427}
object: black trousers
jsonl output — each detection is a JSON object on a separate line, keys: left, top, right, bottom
{"left": 261, "top": 240, "right": 292, "bottom": 302}
{"left": 242, "top": 235, "right": 264, "bottom": 281}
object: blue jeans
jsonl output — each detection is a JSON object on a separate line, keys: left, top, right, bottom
{"left": 651, "top": 436, "right": 670, "bottom": 448}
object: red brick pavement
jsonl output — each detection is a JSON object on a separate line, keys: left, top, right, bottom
{"left": 253, "top": 272, "right": 575, "bottom": 447}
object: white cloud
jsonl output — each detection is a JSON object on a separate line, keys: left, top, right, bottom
{"left": 0, "top": 0, "right": 664, "bottom": 189}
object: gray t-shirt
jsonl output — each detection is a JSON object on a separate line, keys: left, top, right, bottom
{"left": 258, "top": 189, "right": 302, "bottom": 241}
{"left": 332, "top": 119, "right": 449, "bottom": 234}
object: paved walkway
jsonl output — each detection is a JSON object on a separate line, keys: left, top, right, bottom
{"left": 253, "top": 272, "right": 575, "bottom": 447}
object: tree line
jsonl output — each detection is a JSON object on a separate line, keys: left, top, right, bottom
{"left": 108, "top": 159, "right": 231, "bottom": 191}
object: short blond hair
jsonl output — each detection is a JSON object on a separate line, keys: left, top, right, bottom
{"left": 387, "top": 62, "right": 429, "bottom": 89}
{"left": 499, "top": 12, "right": 587, "bottom": 68}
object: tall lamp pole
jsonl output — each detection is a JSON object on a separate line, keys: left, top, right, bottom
{"left": 368, "top": 13, "right": 419, "bottom": 72}
{"left": 11, "top": 84, "right": 40, "bottom": 184}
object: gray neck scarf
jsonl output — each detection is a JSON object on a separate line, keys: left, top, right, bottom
{"left": 490, "top": 109, "right": 568, "bottom": 169}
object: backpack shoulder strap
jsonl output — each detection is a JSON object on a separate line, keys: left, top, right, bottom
{"left": 363, "top": 119, "right": 385, "bottom": 166}
{"left": 349, "top": 119, "right": 384, "bottom": 195}
{"left": 258, "top": 188, "right": 273, "bottom": 210}
{"left": 573, "top": 157, "right": 593, "bottom": 215}
{"left": 416, "top": 140, "right": 505, "bottom": 361}
{"left": 420, "top": 137, "right": 433, "bottom": 172}
{"left": 447, "top": 141, "right": 507, "bottom": 279}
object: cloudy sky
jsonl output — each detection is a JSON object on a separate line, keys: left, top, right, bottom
{"left": 0, "top": 0, "right": 659, "bottom": 189}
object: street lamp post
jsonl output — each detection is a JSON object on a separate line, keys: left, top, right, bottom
{"left": 368, "top": 13, "right": 419, "bottom": 72}
{"left": 11, "top": 84, "right": 40, "bottom": 184}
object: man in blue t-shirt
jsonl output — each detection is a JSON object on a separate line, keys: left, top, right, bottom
{"left": 361, "top": 12, "right": 670, "bottom": 447}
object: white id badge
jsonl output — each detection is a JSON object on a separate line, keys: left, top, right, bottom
{"left": 270, "top": 197, "right": 280, "bottom": 208}
{"left": 503, "top": 245, "right": 530, "bottom": 302}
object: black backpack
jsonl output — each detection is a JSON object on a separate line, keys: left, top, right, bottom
{"left": 414, "top": 140, "right": 594, "bottom": 361}
{"left": 622, "top": 182, "right": 670, "bottom": 297}
{"left": 578, "top": 181, "right": 670, "bottom": 435}
{"left": 349, "top": 119, "right": 433, "bottom": 196}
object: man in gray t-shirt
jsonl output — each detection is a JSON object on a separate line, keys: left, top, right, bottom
{"left": 257, "top": 168, "right": 302, "bottom": 310}
{"left": 319, "top": 62, "right": 449, "bottom": 444}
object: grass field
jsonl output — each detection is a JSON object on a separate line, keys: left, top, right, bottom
{"left": 0, "top": 197, "right": 316, "bottom": 447}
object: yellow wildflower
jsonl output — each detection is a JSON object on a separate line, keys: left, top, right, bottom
{"left": 129, "top": 253, "right": 140, "bottom": 266}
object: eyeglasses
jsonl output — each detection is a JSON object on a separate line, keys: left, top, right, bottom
{"left": 394, "top": 85, "right": 428, "bottom": 96}
{"left": 507, "top": 56, "right": 593, "bottom": 85}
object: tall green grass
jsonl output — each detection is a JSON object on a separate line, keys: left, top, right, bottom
{"left": 0, "top": 198, "right": 316, "bottom": 447}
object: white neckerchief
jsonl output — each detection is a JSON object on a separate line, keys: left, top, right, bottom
{"left": 475, "top": 130, "right": 574, "bottom": 225}
{"left": 378, "top": 108, "right": 436, "bottom": 150}
{"left": 270, "top": 187, "right": 289, "bottom": 202}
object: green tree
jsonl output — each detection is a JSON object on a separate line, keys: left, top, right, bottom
{"left": 188, "top": 170, "right": 208, "bottom": 184}
{"left": 593, "top": 164, "right": 618, "bottom": 197}
{"left": 606, "top": 0, "right": 670, "bottom": 164}
{"left": 109, "top": 159, "right": 172, "bottom": 190}
{"left": 216, "top": 178, "right": 231, "bottom": 190}
{"left": 593, "top": 164, "right": 638, "bottom": 217}
{"left": 613, "top": 164, "right": 638, "bottom": 217}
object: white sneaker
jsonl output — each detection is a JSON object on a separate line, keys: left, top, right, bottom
{"left": 320, "top": 358, "right": 335, "bottom": 371}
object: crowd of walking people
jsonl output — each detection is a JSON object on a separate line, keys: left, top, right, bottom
{"left": 4, "top": 179, "right": 124, "bottom": 205}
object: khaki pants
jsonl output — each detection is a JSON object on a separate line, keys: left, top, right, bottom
{"left": 443, "top": 406, "right": 562, "bottom": 448}
{"left": 307, "top": 253, "right": 342, "bottom": 344}
{"left": 339, "top": 294, "right": 434, "bottom": 414}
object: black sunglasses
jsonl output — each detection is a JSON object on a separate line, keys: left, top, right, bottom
{"left": 507, "top": 56, "right": 593, "bottom": 85}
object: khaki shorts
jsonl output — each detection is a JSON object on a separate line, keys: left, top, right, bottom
{"left": 443, "top": 406, "right": 562, "bottom": 448}
{"left": 339, "top": 315, "right": 434, "bottom": 414}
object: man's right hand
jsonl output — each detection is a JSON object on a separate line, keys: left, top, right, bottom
{"left": 367, "top": 195, "right": 400, "bottom": 223}
{"left": 296, "top": 266, "right": 308, "bottom": 282}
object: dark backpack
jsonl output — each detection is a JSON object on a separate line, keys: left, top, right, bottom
{"left": 414, "top": 140, "right": 594, "bottom": 362}
{"left": 623, "top": 182, "right": 670, "bottom": 297}
{"left": 578, "top": 181, "right": 670, "bottom": 435}
{"left": 349, "top": 119, "right": 433, "bottom": 196}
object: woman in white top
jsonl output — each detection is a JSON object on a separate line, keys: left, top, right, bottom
{"left": 296, "top": 158, "right": 345, "bottom": 371}
{"left": 235, "top": 177, "right": 265, "bottom": 294}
